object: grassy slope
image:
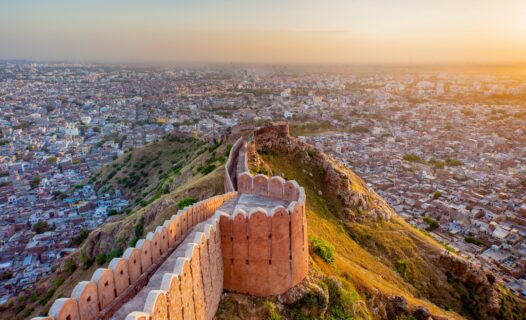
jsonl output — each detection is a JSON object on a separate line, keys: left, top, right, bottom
{"left": 263, "top": 151, "right": 464, "bottom": 320}
{"left": 2, "top": 137, "right": 230, "bottom": 319}
{"left": 91, "top": 135, "right": 208, "bottom": 207}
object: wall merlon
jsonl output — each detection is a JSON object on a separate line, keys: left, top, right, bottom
{"left": 48, "top": 298, "right": 80, "bottom": 320}
{"left": 136, "top": 239, "right": 153, "bottom": 272}
{"left": 91, "top": 268, "right": 117, "bottom": 310}
{"left": 109, "top": 257, "right": 131, "bottom": 297}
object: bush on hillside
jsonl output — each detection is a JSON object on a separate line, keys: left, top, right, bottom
{"left": 423, "top": 216, "right": 439, "bottom": 231}
{"left": 265, "top": 301, "right": 282, "bottom": 320}
{"left": 395, "top": 259, "right": 410, "bottom": 279}
{"left": 178, "top": 197, "right": 197, "bottom": 209}
{"left": 310, "top": 236, "right": 334, "bottom": 263}
{"left": 32, "top": 221, "right": 50, "bottom": 234}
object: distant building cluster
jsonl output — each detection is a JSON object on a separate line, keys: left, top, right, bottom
{"left": 1, "top": 62, "right": 526, "bottom": 302}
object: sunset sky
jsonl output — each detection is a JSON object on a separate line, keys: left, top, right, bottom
{"left": 1, "top": 0, "right": 526, "bottom": 64}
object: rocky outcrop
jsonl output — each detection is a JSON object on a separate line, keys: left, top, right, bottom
{"left": 254, "top": 122, "right": 394, "bottom": 221}
{"left": 439, "top": 252, "right": 501, "bottom": 314}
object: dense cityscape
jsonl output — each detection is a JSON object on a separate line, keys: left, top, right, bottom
{"left": 1, "top": 62, "right": 525, "bottom": 305}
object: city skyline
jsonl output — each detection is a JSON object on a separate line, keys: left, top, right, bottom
{"left": 1, "top": 0, "right": 526, "bottom": 64}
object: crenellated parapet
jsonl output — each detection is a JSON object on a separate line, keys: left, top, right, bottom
{"left": 39, "top": 193, "right": 236, "bottom": 320}
{"left": 219, "top": 193, "right": 308, "bottom": 296}
{"left": 36, "top": 132, "right": 309, "bottom": 320}
{"left": 124, "top": 212, "right": 225, "bottom": 320}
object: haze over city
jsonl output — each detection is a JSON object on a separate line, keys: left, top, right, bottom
{"left": 1, "top": 0, "right": 526, "bottom": 64}
{"left": 2, "top": 1, "right": 526, "bottom": 320}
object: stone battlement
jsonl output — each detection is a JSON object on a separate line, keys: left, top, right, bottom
{"left": 37, "top": 133, "right": 308, "bottom": 320}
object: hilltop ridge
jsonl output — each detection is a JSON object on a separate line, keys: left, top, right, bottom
{"left": 229, "top": 121, "right": 524, "bottom": 320}
{"left": 5, "top": 123, "right": 525, "bottom": 320}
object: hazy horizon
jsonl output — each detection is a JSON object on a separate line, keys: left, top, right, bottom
{"left": 1, "top": 0, "right": 526, "bottom": 64}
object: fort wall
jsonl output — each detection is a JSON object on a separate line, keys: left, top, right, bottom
{"left": 219, "top": 198, "right": 308, "bottom": 296}
{"left": 42, "top": 193, "right": 235, "bottom": 320}
{"left": 38, "top": 131, "right": 309, "bottom": 320}
{"left": 124, "top": 213, "right": 224, "bottom": 320}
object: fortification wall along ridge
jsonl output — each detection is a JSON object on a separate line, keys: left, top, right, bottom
{"left": 37, "top": 132, "right": 309, "bottom": 320}
{"left": 40, "top": 193, "right": 235, "bottom": 320}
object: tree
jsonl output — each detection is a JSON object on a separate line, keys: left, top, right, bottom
{"left": 433, "top": 191, "right": 442, "bottom": 200}
{"left": 32, "top": 221, "right": 50, "bottom": 234}
{"left": 30, "top": 176, "right": 41, "bottom": 189}
{"left": 46, "top": 156, "right": 58, "bottom": 165}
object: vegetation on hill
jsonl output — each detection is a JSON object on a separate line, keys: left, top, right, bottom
{"left": 216, "top": 124, "right": 524, "bottom": 320}
{"left": 91, "top": 135, "right": 215, "bottom": 209}
{"left": 1, "top": 134, "right": 230, "bottom": 319}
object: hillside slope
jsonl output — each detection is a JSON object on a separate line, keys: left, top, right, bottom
{"left": 1, "top": 134, "right": 231, "bottom": 319}
{"left": 216, "top": 122, "right": 524, "bottom": 320}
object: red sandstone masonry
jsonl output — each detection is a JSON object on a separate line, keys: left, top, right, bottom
{"left": 219, "top": 199, "right": 308, "bottom": 297}
{"left": 38, "top": 193, "right": 236, "bottom": 320}
{"left": 39, "top": 132, "right": 308, "bottom": 320}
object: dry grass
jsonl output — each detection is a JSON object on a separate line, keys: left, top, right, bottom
{"left": 262, "top": 151, "right": 464, "bottom": 320}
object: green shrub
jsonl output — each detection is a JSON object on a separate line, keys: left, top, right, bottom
{"left": 197, "top": 164, "right": 216, "bottom": 175}
{"left": 178, "top": 197, "right": 197, "bottom": 209}
{"left": 464, "top": 236, "right": 485, "bottom": 246}
{"left": 106, "top": 247, "right": 124, "bottom": 263}
{"left": 32, "top": 221, "right": 50, "bottom": 234}
{"left": 323, "top": 278, "right": 355, "bottom": 320}
{"left": 310, "top": 237, "right": 334, "bottom": 263}
{"left": 64, "top": 260, "right": 77, "bottom": 275}
{"left": 265, "top": 301, "right": 282, "bottom": 320}
{"left": 423, "top": 216, "right": 439, "bottom": 231}
{"left": 95, "top": 253, "right": 107, "bottom": 266}
{"left": 395, "top": 259, "right": 410, "bottom": 279}
{"left": 107, "top": 209, "right": 122, "bottom": 216}
{"left": 445, "top": 158, "right": 463, "bottom": 166}
{"left": 432, "top": 191, "right": 442, "bottom": 200}
{"left": 69, "top": 228, "right": 91, "bottom": 247}
{"left": 403, "top": 153, "right": 424, "bottom": 163}
{"left": 135, "top": 217, "right": 145, "bottom": 237}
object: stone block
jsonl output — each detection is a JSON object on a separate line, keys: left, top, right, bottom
{"left": 48, "top": 298, "right": 80, "bottom": 320}
{"left": 146, "top": 232, "right": 162, "bottom": 264}
{"left": 123, "top": 247, "right": 142, "bottom": 283}
{"left": 160, "top": 273, "right": 182, "bottom": 320}
{"left": 143, "top": 290, "right": 168, "bottom": 320}
{"left": 268, "top": 176, "right": 285, "bottom": 199}
{"left": 109, "top": 258, "right": 130, "bottom": 296}
{"left": 91, "top": 268, "right": 116, "bottom": 310}
{"left": 163, "top": 220, "right": 176, "bottom": 248}
{"left": 253, "top": 174, "right": 269, "bottom": 197}
{"left": 284, "top": 180, "right": 300, "bottom": 202}
{"left": 136, "top": 239, "right": 153, "bottom": 272}
{"left": 71, "top": 281, "right": 99, "bottom": 320}
{"left": 155, "top": 226, "right": 169, "bottom": 255}
{"left": 185, "top": 243, "right": 205, "bottom": 320}
{"left": 237, "top": 172, "right": 253, "bottom": 193}
{"left": 171, "top": 213, "right": 182, "bottom": 242}
{"left": 270, "top": 206, "right": 292, "bottom": 295}
{"left": 247, "top": 208, "right": 271, "bottom": 296}
{"left": 289, "top": 202, "right": 308, "bottom": 285}
{"left": 173, "top": 258, "right": 195, "bottom": 320}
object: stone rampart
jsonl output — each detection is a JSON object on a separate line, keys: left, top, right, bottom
{"left": 219, "top": 200, "right": 308, "bottom": 297}
{"left": 38, "top": 129, "right": 310, "bottom": 320}
{"left": 124, "top": 212, "right": 224, "bottom": 320}
{"left": 237, "top": 171, "right": 304, "bottom": 203}
{"left": 39, "top": 193, "right": 236, "bottom": 320}
{"left": 224, "top": 137, "right": 244, "bottom": 192}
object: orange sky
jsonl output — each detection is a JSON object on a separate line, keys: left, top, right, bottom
{"left": 1, "top": 0, "right": 525, "bottom": 63}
